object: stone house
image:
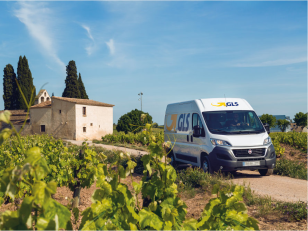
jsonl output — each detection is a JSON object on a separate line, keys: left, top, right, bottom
{"left": 28, "top": 97, "right": 114, "bottom": 140}
{"left": 34, "top": 89, "right": 51, "bottom": 105}
{"left": 290, "top": 123, "right": 307, "bottom": 133}
{"left": 0, "top": 110, "right": 30, "bottom": 131}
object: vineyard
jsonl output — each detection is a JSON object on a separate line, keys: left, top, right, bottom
{"left": 0, "top": 114, "right": 259, "bottom": 230}
{"left": 270, "top": 132, "right": 307, "bottom": 152}
{"left": 101, "top": 131, "right": 164, "bottom": 146}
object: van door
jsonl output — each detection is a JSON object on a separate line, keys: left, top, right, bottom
{"left": 172, "top": 113, "right": 195, "bottom": 164}
{"left": 190, "top": 113, "right": 206, "bottom": 163}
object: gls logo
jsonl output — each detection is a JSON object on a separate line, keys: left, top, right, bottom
{"left": 165, "top": 113, "right": 190, "bottom": 132}
{"left": 211, "top": 102, "right": 239, "bottom": 107}
{"left": 178, "top": 113, "right": 190, "bottom": 131}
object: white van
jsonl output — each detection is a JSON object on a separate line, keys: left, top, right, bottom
{"left": 164, "top": 98, "right": 276, "bottom": 176}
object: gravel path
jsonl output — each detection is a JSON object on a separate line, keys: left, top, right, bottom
{"left": 66, "top": 140, "right": 307, "bottom": 203}
{"left": 230, "top": 170, "right": 307, "bottom": 203}
{"left": 65, "top": 140, "right": 148, "bottom": 156}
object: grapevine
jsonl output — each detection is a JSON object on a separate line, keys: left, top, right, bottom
{"left": 0, "top": 111, "right": 259, "bottom": 230}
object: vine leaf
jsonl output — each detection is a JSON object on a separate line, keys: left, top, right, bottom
{"left": 139, "top": 208, "right": 163, "bottom": 230}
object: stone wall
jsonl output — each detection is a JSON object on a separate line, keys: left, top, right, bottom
{"left": 75, "top": 104, "right": 113, "bottom": 141}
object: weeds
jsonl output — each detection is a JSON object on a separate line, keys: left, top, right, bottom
{"left": 274, "top": 201, "right": 307, "bottom": 221}
{"left": 274, "top": 158, "right": 307, "bottom": 180}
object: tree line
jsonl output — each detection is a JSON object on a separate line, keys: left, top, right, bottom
{"left": 3, "top": 57, "right": 88, "bottom": 110}
{"left": 260, "top": 112, "right": 307, "bottom": 132}
{"left": 3, "top": 56, "right": 35, "bottom": 110}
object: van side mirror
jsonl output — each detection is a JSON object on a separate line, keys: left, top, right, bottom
{"left": 263, "top": 123, "right": 270, "bottom": 134}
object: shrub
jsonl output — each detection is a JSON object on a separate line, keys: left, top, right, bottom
{"left": 116, "top": 109, "right": 152, "bottom": 134}
{"left": 176, "top": 167, "right": 210, "bottom": 189}
{"left": 152, "top": 122, "right": 158, "bottom": 128}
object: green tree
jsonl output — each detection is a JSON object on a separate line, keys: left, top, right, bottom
{"left": 259, "top": 114, "right": 277, "bottom": 128}
{"left": 116, "top": 109, "right": 152, "bottom": 133}
{"left": 62, "top": 60, "right": 81, "bottom": 98}
{"left": 78, "top": 73, "right": 88, "bottom": 99}
{"left": 293, "top": 112, "right": 307, "bottom": 127}
{"left": 277, "top": 119, "right": 291, "bottom": 132}
{"left": 3, "top": 64, "right": 18, "bottom": 110}
{"left": 16, "top": 56, "right": 36, "bottom": 109}
{"left": 152, "top": 122, "right": 158, "bottom": 128}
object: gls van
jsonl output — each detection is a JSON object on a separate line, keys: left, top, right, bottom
{"left": 164, "top": 98, "right": 276, "bottom": 176}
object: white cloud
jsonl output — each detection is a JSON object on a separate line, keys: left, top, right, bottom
{"left": 233, "top": 57, "right": 307, "bottom": 67}
{"left": 229, "top": 45, "right": 307, "bottom": 67}
{"left": 81, "top": 24, "right": 96, "bottom": 56}
{"left": 81, "top": 24, "right": 94, "bottom": 41}
{"left": 106, "top": 39, "right": 115, "bottom": 55}
{"left": 13, "top": 2, "right": 65, "bottom": 70}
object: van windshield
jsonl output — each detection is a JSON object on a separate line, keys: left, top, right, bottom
{"left": 202, "top": 110, "right": 265, "bottom": 134}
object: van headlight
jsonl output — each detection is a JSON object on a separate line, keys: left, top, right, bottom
{"left": 210, "top": 138, "right": 231, "bottom": 146}
{"left": 263, "top": 137, "right": 271, "bottom": 145}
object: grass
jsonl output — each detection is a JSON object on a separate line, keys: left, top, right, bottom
{"left": 274, "top": 158, "right": 307, "bottom": 180}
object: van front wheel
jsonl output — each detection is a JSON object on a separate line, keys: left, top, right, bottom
{"left": 201, "top": 156, "right": 212, "bottom": 174}
{"left": 258, "top": 168, "right": 273, "bottom": 176}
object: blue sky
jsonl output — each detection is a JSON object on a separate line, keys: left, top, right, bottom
{"left": 0, "top": 1, "right": 306, "bottom": 125}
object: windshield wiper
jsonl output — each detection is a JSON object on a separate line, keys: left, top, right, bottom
{"left": 210, "top": 129, "right": 229, "bottom": 133}
{"left": 229, "top": 131, "right": 262, "bottom": 134}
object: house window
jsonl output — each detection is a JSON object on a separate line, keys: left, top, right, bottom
{"left": 83, "top": 107, "right": 86, "bottom": 116}
{"left": 41, "top": 97, "right": 44, "bottom": 103}
{"left": 90, "top": 123, "right": 93, "bottom": 126}
{"left": 41, "top": 125, "right": 45, "bottom": 132}
{"left": 83, "top": 127, "right": 86, "bottom": 133}
{"left": 59, "top": 110, "right": 61, "bottom": 114}
{"left": 44, "top": 92, "right": 46, "bottom": 96}
{"left": 47, "top": 97, "right": 50, "bottom": 101}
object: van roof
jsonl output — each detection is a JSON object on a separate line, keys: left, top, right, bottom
{"left": 166, "top": 98, "right": 254, "bottom": 113}
{"left": 199, "top": 98, "right": 253, "bottom": 111}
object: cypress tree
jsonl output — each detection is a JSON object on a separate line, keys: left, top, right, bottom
{"left": 78, "top": 73, "right": 88, "bottom": 99}
{"left": 3, "top": 64, "right": 17, "bottom": 110}
{"left": 62, "top": 60, "right": 81, "bottom": 98}
{"left": 16, "top": 56, "right": 36, "bottom": 109}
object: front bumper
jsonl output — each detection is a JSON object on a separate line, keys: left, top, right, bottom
{"left": 208, "top": 144, "right": 276, "bottom": 172}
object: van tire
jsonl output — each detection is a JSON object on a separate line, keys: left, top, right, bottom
{"left": 201, "top": 155, "right": 212, "bottom": 174}
{"left": 168, "top": 151, "right": 177, "bottom": 168}
{"left": 258, "top": 168, "right": 273, "bottom": 176}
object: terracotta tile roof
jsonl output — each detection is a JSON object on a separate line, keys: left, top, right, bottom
{"left": 52, "top": 97, "right": 114, "bottom": 107}
{"left": 0, "top": 110, "right": 27, "bottom": 115}
{"left": 35, "top": 89, "right": 46, "bottom": 99}
{"left": 30, "top": 101, "right": 52, "bottom": 108}
{"left": 0, "top": 110, "right": 29, "bottom": 125}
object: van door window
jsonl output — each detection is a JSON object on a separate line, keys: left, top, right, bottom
{"left": 192, "top": 113, "right": 205, "bottom": 137}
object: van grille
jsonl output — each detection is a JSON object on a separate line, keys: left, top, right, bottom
{"left": 232, "top": 148, "right": 266, "bottom": 157}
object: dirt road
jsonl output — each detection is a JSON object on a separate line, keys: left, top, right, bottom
{"left": 66, "top": 140, "right": 307, "bottom": 203}
{"left": 230, "top": 170, "right": 307, "bottom": 202}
